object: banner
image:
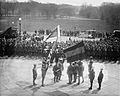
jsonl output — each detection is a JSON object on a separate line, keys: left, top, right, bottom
{"left": 45, "top": 27, "right": 58, "bottom": 41}
{"left": 63, "top": 41, "right": 85, "bottom": 62}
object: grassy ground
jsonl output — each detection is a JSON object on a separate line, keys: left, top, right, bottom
{"left": 0, "top": 16, "right": 112, "bottom": 33}
{"left": 21, "top": 17, "right": 112, "bottom": 33}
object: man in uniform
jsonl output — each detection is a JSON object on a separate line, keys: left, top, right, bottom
{"left": 72, "top": 62, "right": 78, "bottom": 83}
{"left": 32, "top": 64, "right": 37, "bottom": 85}
{"left": 97, "top": 68, "right": 104, "bottom": 90}
{"left": 77, "top": 60, "right": 84, "bottom": 85}
{"left": 88, "top": 56, "right": 93, "bottom": 72}
{"left": 41, "top": 57, "right": 49, "bottom": 87}
{"left": 88, "top": 68, "right": 95, "bottom": 90}
{"left": 53, "top": 61, "right": 61, "bottom": 83}
{"left": 58, "top": 58, "right": 64, "bottom": 81}
{"left": 67, "top": 62, "right": 73, "bottom": 84}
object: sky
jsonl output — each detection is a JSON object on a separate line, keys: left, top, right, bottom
{"left": 8, "top": 0, "right": 120, "bottom": 6}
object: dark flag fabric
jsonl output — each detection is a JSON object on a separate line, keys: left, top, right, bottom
{"left": 63, "top": 41, "right": 85, "bottom": 62}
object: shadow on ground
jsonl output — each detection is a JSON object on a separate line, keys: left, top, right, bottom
{"left": 91, "top": 89, "right": 100, "bottom": 94}
{"left": 81, "top": 89, "right": 91, "bottom": 94}
{"left": 45, "top": 90, "right": 69, "bottom": 96}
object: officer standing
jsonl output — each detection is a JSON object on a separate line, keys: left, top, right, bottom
{"left": 67, "top": 62, "right": 73, "bottom": 84}
{"left": 58, "top": 58, "right": 64, "bottom": 81}
{"left": 97, "top": 68, "right": 104, "bottom": 90}
{"left": 53, "top": 61, "right": 61, "bottom": 83}
{"left": 88, "top": 56, "right": 93, "bottom": 72}
{"left": 41, "top": 57, "right": 49, "bottom": 87}
{"left": 88, "top": 68, "right": 95, "bottom": 90}
{"left": 77, "top": 60, "right": 84, "bottom": 85}
{"left": 32, "top": 64, "right": 37, "bottom": 85}
{"left": 72, "top": 62, "right": 78, "bottom": 83}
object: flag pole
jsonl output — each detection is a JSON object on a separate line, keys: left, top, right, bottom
{"left": 57, "top": 25, "right": 60, "bottom": 42}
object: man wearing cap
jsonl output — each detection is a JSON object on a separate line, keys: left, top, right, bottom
{"left": 32, "top": 64, "right": 37, "bottom": 85}
{"left": 77, "top": 60, "right": 84, "bottom": 85}
{"left": 67, "top": 62, "right": 74, "bottom": 84}
{"left": 97, "top": 69, "right": 104, "bottom": 90}
{"left": 59, "top": 57, "right": 65, "bottom": 80}
{"left": 72, "top": 62, "right": 78, "bottom": 83}
{"left": 55, "top": 49, "right": 60, "bottom": 64}
{"left": 88, "top": 56, "right": 93, "bottom": 72}
{"left": 53, "top": 61, "right": 61, "bottom": 82}
{"left": 41, "top": 57, "right": 49, "bottom": 86}
{"left": 88, "top": 68, "right": 95, "bottom": 90}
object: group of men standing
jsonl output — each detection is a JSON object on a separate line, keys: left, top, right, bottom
{"left": 66, "top": 56, "right": 104, "bottom": 90}
{"left": 32, "top": 56, "right": 64, "bottom": 86}
{"left": 67, "top": 60, "right": 84, "bottom": 85}
{"left": 32, "top": 56, "right": 104, "bottom": 90}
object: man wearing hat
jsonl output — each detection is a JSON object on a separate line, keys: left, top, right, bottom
{"left": 72, "top": 62, "right": 78, "bottom": 83}
{"left": 53, "top": 61, "right": 61, "bottom": 82}
{"left": 67, "top": 62, "right": 74, "bottom": 84}
{"left": 58, "top": 58, "right": 64, "bottom": 80}
{"left": 88, "top": 56, "right": 93, "bottom": 72}
{"left": 41, "top": 57, "right": 49, "bottom": 86}
{"left": 32, "top": 64, "right": 37, "bottom": 85}
{"left": 88, "top": 68, "right": 95, "bottom": 90}
{"left": 97, "top": 68, "right": 104, "bottom": 90}
{"left": 77, "top": 60, "right": 84, "bottom": 85}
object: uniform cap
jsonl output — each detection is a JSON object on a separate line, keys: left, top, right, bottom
{"left": 100, "top": 68, "right": 103, "bottom": 71}
{"left": 90, "top": 56, "right": 93, "bottom": 59}
{"left": 34, "top": 64, "right": 36, "bottom": 66}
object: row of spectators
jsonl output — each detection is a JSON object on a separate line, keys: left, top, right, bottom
{"left": 0, "top": 31, "right": 120, "bottom": 62}
{"left": 32, "top": 29, "right": 105, "bottom": 38}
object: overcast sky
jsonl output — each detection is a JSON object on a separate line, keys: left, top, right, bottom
{"left": 9, "top": 0, "right": 120, "bottom": 6}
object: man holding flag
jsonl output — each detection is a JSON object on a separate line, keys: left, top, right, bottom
{"left": 45, "top": 25, "right": 61, "bottom": 66}
{"left": 63, "top": 41, "right": 85, "bottom": 84}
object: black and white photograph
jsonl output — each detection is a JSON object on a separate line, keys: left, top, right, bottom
{"left": 0, "top": 0, "right": 120, "bottom": 96}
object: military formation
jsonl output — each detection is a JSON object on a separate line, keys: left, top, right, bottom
{"left": 1, "top": 31, "right": 120, "bottom": 62}
{"left": 32, "top": 56, "right": 104, "bottom": 90}
{"left": 1, "top": 30, "right": 117, "bottom": 91}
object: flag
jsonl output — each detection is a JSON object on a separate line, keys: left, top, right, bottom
{"left": 63, "top": 41, "right": 85, "bottom": 62}
{"left": 45, "top": 27, "right": 58, "bottom": 41}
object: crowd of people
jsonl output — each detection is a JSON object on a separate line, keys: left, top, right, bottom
{"left": 0, "top": 30, "right": 120, "bottom": 62}
{"left": 30, "top": 28, "right": 104, "bottom": 37}
{"left": 0, "top": 29, "right": 119, "bottom": 91}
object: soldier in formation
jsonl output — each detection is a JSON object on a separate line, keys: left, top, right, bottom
{"left": 97, "top": 68, "right": 104, "bottom": 90}
{"left": 72, "top": 62, "right": 78, "bottom": 83}
{"left": 88, "top": 68, "right": 95, "bottom": 90}
{"left": 88, "top": 56, "right": 93, "bottom": 72}
{"left": 32, "top": 64, "right": 37, "bottom": 85}
{"left": 53, "top": 61, "right": 61, "bottom": 82}
{"left": 58, "top": 58, "right": 64, "bottom": 81}
{"left": 67, "top": 62, "right": 73, "bottom": 84}
{"left": 41, "top": 57, "right": 49, "bottom": 86}
{"left": 77, "top": 60, "right": 84, "bottom": 85}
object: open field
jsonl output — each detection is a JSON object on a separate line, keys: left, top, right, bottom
{"left": 21, "top": 17, "right": 112, "bottom": 33}
{"left": 0, "top": 16, "right": 112, "bottom": 33}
